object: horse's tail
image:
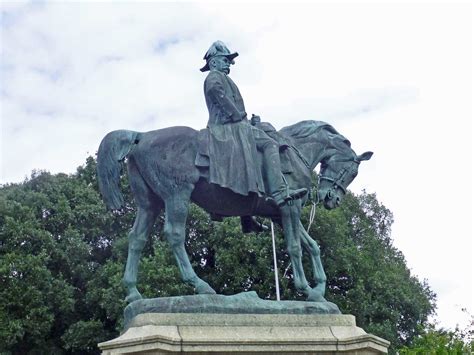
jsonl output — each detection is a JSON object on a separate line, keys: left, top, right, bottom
{"left": 97, "top": 130, "right": 140, "bottom": 210}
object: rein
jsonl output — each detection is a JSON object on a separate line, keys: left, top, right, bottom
{"left": 289, "top": 145, "right": 312, "bottom": 170}
{"left": 287, "top": 144, "right": 319, "bottom": 232}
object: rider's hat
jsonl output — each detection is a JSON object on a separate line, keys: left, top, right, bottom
{"left": 200, "top": 40, "right": 239, "bottom": 72}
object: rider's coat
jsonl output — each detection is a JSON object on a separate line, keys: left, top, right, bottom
{"left": 197, "top": 70, "right": 265, "bottom": 196}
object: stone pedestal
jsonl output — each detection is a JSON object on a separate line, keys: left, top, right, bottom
{"left": 99, "top": 313, "right": 390, "bottom": 354}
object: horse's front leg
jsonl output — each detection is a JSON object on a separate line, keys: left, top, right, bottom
{"left": 123, "top": 207, "right": 158, "bottom": 303}
{"left": 299, "top": 221, "right": 327, "bottom": 302}
{"left": 164, "top": 191, "right": 216, "bottom": 295}
{"left": 280, "top": 202, "right": 311, "bottom": 297}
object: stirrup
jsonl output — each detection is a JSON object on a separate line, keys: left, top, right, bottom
{"left": 271, "top": 187, "right": 308, "bottom": 207}
{"left": 289, "top": 188, "right": 308, "bottom": 200}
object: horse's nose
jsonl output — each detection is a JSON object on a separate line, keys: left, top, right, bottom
{"left": 335, "top": 197, "right": 341, "bottom": 206}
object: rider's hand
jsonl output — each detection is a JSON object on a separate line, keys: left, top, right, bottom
{"left": 251, "top": 114, "right": 261, "bottom": 126}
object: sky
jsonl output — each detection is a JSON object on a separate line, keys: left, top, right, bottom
{"left": 1, "top": 1, "right": 472, "bottom": 331}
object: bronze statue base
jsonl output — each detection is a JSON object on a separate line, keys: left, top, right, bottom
{"left": 123, "top": 291, "right": 340, "bottom": 330}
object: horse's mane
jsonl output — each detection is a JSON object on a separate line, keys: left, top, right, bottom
{"left": 279, "top": 120, "right": 351, "bottom": 147}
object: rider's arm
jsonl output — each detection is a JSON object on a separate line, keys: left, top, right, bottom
{"left": 206, "top": 74, "right": 246, "bottom": 124}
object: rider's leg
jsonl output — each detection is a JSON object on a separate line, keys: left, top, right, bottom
{"left": 253, "top": 129, "right": 307, "bottom": 206}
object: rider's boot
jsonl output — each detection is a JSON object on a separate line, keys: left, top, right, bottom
{"left": 263, "top": 145, "right": 307, "bottom": 206}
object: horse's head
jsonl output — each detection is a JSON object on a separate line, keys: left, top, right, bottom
{"left": 279, "top": 120, "right": 373, "bottom": 209}
{"left": 318, "top": 145, "right": 373, "bottom": 209}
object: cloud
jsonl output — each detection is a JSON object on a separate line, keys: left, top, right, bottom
{"left": 1, "top": 3, "right": 210, "bottom": 161}
{"left": 251, "top": 86, "right": 420, "bottom": 128}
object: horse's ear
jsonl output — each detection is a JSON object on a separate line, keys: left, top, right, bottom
{"left": 357, "top": 151, "right": 373, "bottom": 161}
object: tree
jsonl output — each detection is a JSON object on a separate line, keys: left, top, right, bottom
{"left": 0, "top": 162, "right": 126, "bottom": 353}
{"left": 0, "top": 158, "right": 437, "bottom": 353}
{"left": 319, "top": 192, "right": 436, "bottom": 350}
{"left": 399, "top": 316, "right": 473, "bottom": 354}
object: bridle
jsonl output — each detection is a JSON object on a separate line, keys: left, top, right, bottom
{"left": 288, "top": 144, "right": 359, "bottom": 202}
{"left": 319, "top": 158, "right": 360, "bottom": 198}
{"left": 319, "top": 172, "right": 348, "bottom": 195}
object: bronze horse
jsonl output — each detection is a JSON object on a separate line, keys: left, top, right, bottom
{"left": 97, "top": 120, "right": 372, "bottom": 303}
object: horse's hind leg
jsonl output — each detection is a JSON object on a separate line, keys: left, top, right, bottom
{"left": 164, "top": 186, "right": 216, "bottom": 295}
{"left": 123, "top": 206, "right": 159, "bottom": 303}
{"left": 123, "top": 158, "right": 160, "bottom": 303}
{"left": 299, "top": 221, "right": 327, "bottom": 302}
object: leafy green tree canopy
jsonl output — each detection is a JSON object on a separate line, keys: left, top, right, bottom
{"left": 0, "top": 157, "right": 437, "bottom": 354}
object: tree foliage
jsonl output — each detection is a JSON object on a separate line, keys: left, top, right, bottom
{"left": 399, "top": 317, "right": 473, "bottom": 354}
{"left": 0, "top": 157, "right": 439, "bottom": 353}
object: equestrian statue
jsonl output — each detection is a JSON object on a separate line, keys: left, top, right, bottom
{"left": 97, "top": 41, "right": 373, "bottom": 305}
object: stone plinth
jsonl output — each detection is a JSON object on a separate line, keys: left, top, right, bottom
{"left": 99, "top": 313, "right": 390, "bottom": 354}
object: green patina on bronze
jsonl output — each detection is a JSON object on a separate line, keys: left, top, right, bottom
{"left": 123, "top": 292, "right": 341, "bottom": 329}
{"left": 196, "top": 40, "right": 307, "bottom": 206}
{"left": 96, "top": 40, "right": 373, "bottom": 313}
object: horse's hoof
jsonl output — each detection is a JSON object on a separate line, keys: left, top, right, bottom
{"left": 306, "top": 288, "right": 327, "bottom": 302}
{"left": 195, "top": 281, "right": 217, "bottom": 295}
{"left": 125, "top": 289, "right": 143, "bottom": 303}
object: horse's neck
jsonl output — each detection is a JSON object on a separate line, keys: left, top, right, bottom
{"left": 292, "top": 132, "right": 331, "bottom": 170}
